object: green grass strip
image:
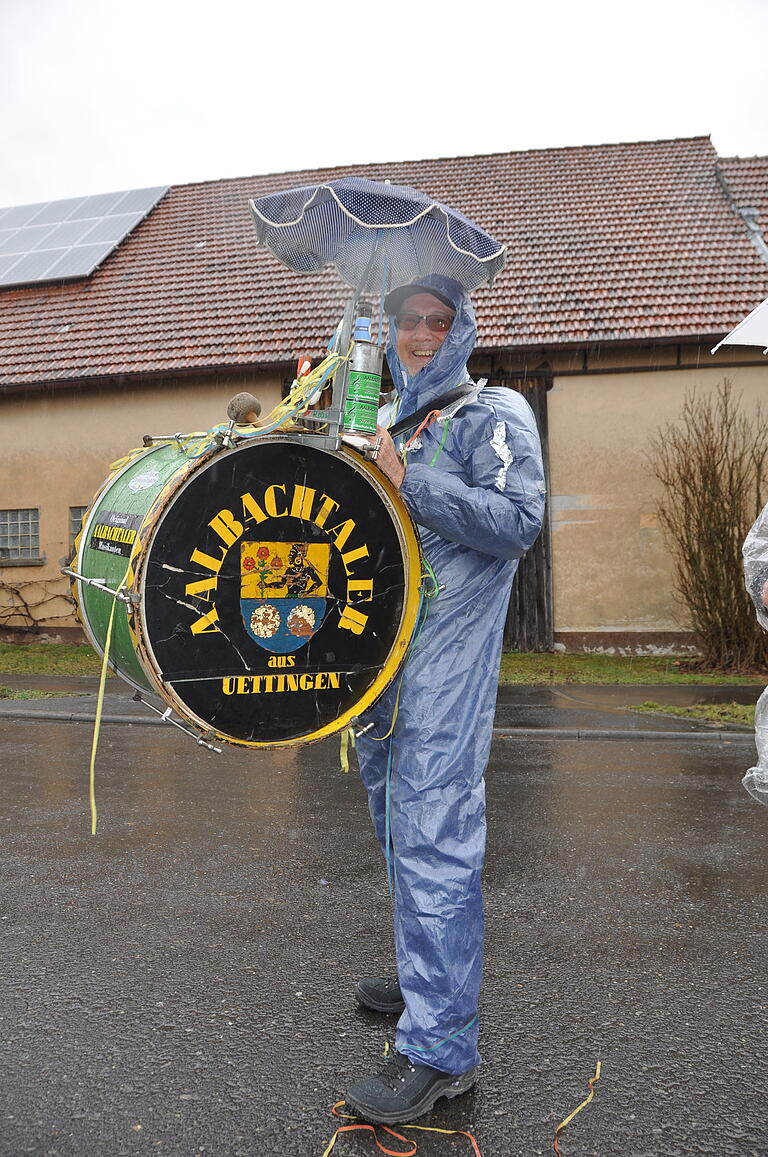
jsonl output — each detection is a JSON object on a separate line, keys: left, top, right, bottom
{"left": 499, "top": 652, "right": 766, "bottom": 686}
{"left": 632, "top": 700, "right": 756, "bottom": 728}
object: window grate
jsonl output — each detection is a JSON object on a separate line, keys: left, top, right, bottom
{"left": 69, "top": 506, "right": 88, "bottom": 553}
{"left": 0, "top": 508, "right": 40, "bottom": 561}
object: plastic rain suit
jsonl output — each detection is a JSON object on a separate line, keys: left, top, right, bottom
{"left": 742, "top": 503, "right": 768, "bottom": 804}
{"left": 356, "top": 274, "right": 546, "bottom": 1073}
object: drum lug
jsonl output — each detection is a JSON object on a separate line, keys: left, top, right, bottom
{"left": 210, "top": 419, "right": 237, "bottom": 452}
{"left": 131, "top": 692, "right": 223, "bottom": 753}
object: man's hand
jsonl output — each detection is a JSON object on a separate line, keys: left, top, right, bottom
{"left": 367, "top": 426, "right": 405, "bottom": 489}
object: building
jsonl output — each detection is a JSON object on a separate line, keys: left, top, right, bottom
{"left": 1, "top": 135, "right": 767, "bottom": 650}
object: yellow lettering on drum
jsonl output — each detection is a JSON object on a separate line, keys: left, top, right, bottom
{"left": 315, "top": 672, "right": 327, "bottom": 690}
{"left": 209, "top": 509, "right": 244, "bottom": 549}
{"left": 314, "top": 494, "right": 339, "bottom": 529}
{"left": 241, "top": 492, "right": 268, "bottom": 524}
{"left": 290, "top": 485, "right": 316, "bottom": 521}
{"left": 338, "top": 605, "right": 369, "bottom": 635}
{"left": 222, "top": 677, "right": 236, "bottom": 695}
{"left": 190, "top": 546, "right": 226, "bottom": 574}
{"left": 190, "top": 606, "right": 221, "bottom": 635}
{"left": 264, "top": 485, "right": 288, "bottom": 518}
{"left": 236, "top": 676, "right": 250, "bottom": 694}
{"left": 299, "top": 673, "right": 314, "bottom": 690}
{"left": 327, "top": 671, "right": 341, "bottom": 689}
{"left": 347, "top": 578, "right": 374, "bottom": 602}
{"left": 185, "top": 576, "right": 218, "bottom": 600}
{"left": 328, "top": 518, "right": 355, "bottom": 551}
{"left": 341, "top": 545, "right": 369, "bottom": 575}
{"left": 286, "top": 673, "right": 299, "bottom": 691}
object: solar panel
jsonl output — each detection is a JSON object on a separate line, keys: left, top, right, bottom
{"left": 45, "top": 243, "right": 118, "bottom": 281}
{"left": 0, "top": 185, "right": 168, "bottom": 288}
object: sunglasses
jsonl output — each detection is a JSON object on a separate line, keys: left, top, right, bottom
{"left": 396, "top": 311, "right": 453, "bottom": 334}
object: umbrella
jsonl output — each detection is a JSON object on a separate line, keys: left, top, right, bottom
{"left": 249, "top": 176, "right": 506, "bottom": 297}
{"left": 711, "top": 295, "right": 768, "bottom": 354}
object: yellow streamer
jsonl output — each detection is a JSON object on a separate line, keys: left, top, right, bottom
{"left": 553, "top": 1060, "right": 602, "bottom": 1154}
{"left": 87, "top": 579, "right": 125, "bottom": 835}
{"left": 339, "top": 726, "right": 355, "bottom": 773}
{"left": 322, "top": 1101, "right": 482, "bottom": 1156}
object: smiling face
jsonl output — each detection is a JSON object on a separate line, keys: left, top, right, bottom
{"left": 395, "top": 291, "right": 455, "bottom": 377}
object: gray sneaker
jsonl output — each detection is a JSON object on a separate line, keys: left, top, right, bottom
{"left": 355, "top": 976, "right": 405, "bottom": 1014}
{"left": 344, "top": 1050, "right": 478, "bottom": 1123}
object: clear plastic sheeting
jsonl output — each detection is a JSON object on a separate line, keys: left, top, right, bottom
{"left": 742, "top": 502, "right": 768, "bottom": 804}
{"left": 743, "top": 502, "right": 768, "bottom": 631}
{"left": 743, "top": 687, "right": 768, "bottom": 804}
{"left": 249, "top": 177, "right": 506, "bottom": 295}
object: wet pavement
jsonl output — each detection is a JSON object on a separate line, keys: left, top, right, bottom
{"left": 1, "top": 716, "right": 767, "bottom": 1156}
{"left": 1, "top": 677, "right": 764, "bottom": 737}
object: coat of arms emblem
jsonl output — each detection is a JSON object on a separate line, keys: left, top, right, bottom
{"left": 240, "top": 541, "right": 330, "bottom": 652}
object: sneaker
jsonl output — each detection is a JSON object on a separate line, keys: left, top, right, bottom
{"left": 344, "top": 1050, "right": 477, "bottom": 1124}
{"left": 355, "top": 976, "right": 405, "bottom": 1014}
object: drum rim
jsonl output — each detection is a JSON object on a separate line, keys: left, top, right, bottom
{"left": 128, "top": 435, "right": 423, "bottom": 749}
{"left": 71, "top": 441, "right": 174, "bottom": 698}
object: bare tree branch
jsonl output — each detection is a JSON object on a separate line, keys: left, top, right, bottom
{"left": 647, "top": 380, "right": 768, "bottom": 670}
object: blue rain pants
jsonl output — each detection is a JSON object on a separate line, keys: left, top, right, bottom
{"left": 356, "top": 275, "right": 545, "bottom": 1074}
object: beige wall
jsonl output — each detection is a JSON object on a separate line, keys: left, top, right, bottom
{"left": 0, "top": 370, "right": 282, "bottom": 631}
{"left": 548, "top": 360, "right": 768, "bottom": 635}
{"left": 4, "top": 349, "right": 768, "bottom": 641}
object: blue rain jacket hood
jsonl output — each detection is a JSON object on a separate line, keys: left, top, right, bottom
{"left": 386, "top": 274, "right": 475, "bottom": 413}
{"left": 356, "top": 277, "right": 546, "bottom": 1075}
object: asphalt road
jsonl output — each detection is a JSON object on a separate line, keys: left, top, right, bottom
{"left": 1, "top": 718, "right": 766, "bottom": 1156}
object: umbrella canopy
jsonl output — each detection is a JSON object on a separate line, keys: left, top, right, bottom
{"left": 712, "top": 295, "right": 768, "bottom": 354}
{"left": 249, "top": 176, "right": 506, "bottom": 297}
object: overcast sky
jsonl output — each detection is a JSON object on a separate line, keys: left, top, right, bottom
{"left": 1, "top": 0, "right": 767, "bottom": 208}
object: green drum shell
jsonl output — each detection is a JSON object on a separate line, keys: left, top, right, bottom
{"left": 73, "top": 442, "right": 195, "bottom": 695}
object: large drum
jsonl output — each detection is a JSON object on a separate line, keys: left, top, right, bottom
{"left": 72, "top": 435, "right": 422, "bottom": 748}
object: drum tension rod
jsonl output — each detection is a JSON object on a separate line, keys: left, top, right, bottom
{"left": 141, "top": 432, "right": 188, "bottom": 452}
{"left": 61, "top": 566, "right": 136, "bottom": 605}
{"left": 131, "top": 693, "right": 223, "bottom": 753}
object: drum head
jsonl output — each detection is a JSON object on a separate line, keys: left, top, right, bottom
{"left": 131, "top": 437, "right": 421, "bottom": 747}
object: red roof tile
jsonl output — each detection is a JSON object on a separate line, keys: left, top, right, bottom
{"left": 2, "top": 136, "right": 767, "bottom": 387}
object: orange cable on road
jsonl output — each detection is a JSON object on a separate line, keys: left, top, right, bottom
{"left": 322, "top": 1101, "right": 483, "bottom": 1157}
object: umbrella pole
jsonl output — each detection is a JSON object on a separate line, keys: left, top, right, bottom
{"left": 326, "top": 293, "right": 358, "bottom": 450}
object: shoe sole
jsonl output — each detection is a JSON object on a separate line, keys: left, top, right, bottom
{"left": 354, "top": 982, "right": 405, "bottom": 1015}
{"left": 345, "top": 1069, "right": 477, "bottom": 1124}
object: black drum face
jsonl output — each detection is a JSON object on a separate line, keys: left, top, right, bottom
{"left": 139, "top": 440, "right": 417, "bottom": 745}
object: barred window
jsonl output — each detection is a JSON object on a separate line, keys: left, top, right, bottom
{"left": 69, "top": 506, "right": 88, "bottom": 553}
{"left": 0, "top": 508, "right": 41, "bottom": 563}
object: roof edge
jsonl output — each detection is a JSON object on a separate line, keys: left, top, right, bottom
{"left": 175, "top": 135, "right": 717, "bottom": 194}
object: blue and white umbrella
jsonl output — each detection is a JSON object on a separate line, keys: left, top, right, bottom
{"left": 249, "top": 176, "right": 506, "bottom": 296}
{"left": 712, "top": 295, "right": 768, "bottom": 355}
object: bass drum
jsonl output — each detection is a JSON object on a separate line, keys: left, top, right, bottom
{"left": 73, "top": 435, "right": 422, "bottom": 748}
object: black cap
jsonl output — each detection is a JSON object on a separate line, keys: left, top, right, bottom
{"left": 383, "top": 282, "right": 456, "bottom": 316}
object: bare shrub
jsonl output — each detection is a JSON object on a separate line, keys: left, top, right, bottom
{"left": 648, "top": 379, "right": 768, "bottom": 670}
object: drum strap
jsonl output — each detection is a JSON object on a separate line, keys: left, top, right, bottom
{"left": 387, "top": 382, "right": 479, "bottom": 440}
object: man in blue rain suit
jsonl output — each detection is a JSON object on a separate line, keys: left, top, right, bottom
{"left": 344, "top": 274, "right": 546, "bottom": 1123}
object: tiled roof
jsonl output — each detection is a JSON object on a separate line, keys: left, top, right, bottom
{"left": 2, "top": 136, "right": 768, "bottom": 387}
{"left": 718, "top": 154, "right": 768, "bottom": 260}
